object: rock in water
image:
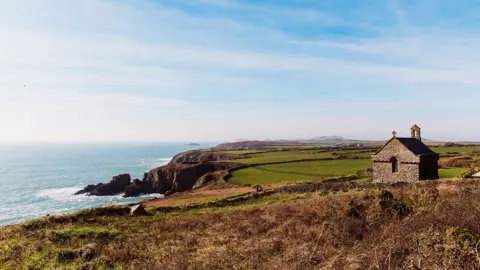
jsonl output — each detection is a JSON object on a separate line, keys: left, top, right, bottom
{"left": 123, "top": 185, "right": 144, "bottom": 198}
{"left": 130, "top": 204, "right": 148, "bottom": 216}
{"left": 74, "top": 184, "right": 101, "bottom": 195}
{"left": 75, "top": 174, "right": 132, "bottom": 196}
{"left": 123, "top": 178, "right": 156, "bottom": 198}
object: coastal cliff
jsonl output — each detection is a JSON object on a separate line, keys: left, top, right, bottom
{"left": 75, "top": 150, "right": 247, "bottom": 197}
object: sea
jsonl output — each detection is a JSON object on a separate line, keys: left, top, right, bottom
{"left": 0, "top": 142, "right": 214, "bottom": 225}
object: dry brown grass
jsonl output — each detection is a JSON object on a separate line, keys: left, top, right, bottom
{"left": 1, "top": 180, "right": 480, "bottom": 269}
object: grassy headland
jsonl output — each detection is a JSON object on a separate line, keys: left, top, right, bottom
{"left": 2, "top": 143, "right": 480, "bottom": 269}
{"left": 1, "top": 180, "right": 480, "bottom": 269}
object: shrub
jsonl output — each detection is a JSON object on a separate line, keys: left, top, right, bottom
{"left": 447, "top": 227, "right": 480, "bottom": 247}
{"left": 439, "top": 156, "right": 473, "bottom": 168}
{"left": 378, "top": 190, "right": 411, "bottom": 216}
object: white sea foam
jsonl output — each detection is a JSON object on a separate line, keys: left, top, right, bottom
{"left": 135, "top": 157, "right": 172, "bottom": 170}
{"left": 157, "top": 157, "right": 172, "bottom": 166}
{"left": 36, "top": 187, "right": 163, "bottom": 204}
{"left": 37, "top": 187, "right": 89, "bottom": 202}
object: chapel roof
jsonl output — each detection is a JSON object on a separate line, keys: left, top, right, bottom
{"left": 393, "top": 137, "right": 437, "bottom": 156}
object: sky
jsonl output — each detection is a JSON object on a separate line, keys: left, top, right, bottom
{"left": 1, "top": 0, "right": 479, "bottom": 142}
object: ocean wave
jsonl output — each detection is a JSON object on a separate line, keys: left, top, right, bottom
{"left": 36, "top": 187, "right": 163, "bottom": 204}
{"left": 36, "top": 187, "right": 90, "bottom": 202}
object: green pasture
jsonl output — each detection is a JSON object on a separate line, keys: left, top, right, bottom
{"left": 264, "top": 144, "right": 324, "bottom": 149}
{"left": 229, "top": 159, "right": 371, "bottom": 185}
{"left": 221, "top": 150, "right": 264, "bottom": 155}
{"left": 231, "top": 149, "right": 373, "bottom": 165}
{"left": 233, "top": 151, "right": 333, "bottom": 164}
{"left": 439, "top": 168, "right": 467, "bottom": 179}
{"left": 431, "top": 146, "right": 480, "bottom": 155}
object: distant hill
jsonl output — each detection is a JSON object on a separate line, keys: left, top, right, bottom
{"left": 310, "top": 136, "right": 348, "bottom": 141}
{"left": 301, "top": 136, "right": 381, "bottom": 145}
{"left": 216, "top": 136, "right": 478, "bottom": 149}
{"left": 215, "top": 140, "right": 301, "bottom": 149}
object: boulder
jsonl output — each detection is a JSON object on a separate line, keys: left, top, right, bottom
{"left": 130, "top": 204, "right": 148, "bottom": 216}
{"left": 164, "top": 190, "right": 174, "bottom": 197}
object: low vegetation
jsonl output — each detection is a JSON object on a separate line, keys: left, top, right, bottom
{"left": 1, "top": 180, "right": 480, "bottom": 269}
{"left": 439, "top": 156, "right": 473, "bottom": 168}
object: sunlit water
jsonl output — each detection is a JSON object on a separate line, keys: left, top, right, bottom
{"left": 0, "top": 143, "right": 213, "bottom": 225}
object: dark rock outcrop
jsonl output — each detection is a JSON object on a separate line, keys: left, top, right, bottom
{"left": 145, "top": 162, "right": 242, "bottom": 194}
{"left": 75, "top": 174, "right": 131, "bottom": 196}
{"left": 123, "top": 178, "right": 156, "bottom": 198}
{"left": 74, "top": 184, "right": 101, "bottom": 195}
{"left": 123, "top": 162, "right": 244, "bottom": 197}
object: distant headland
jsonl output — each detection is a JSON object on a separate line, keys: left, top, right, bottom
{"left": 185, "top": 143, "right": 201, "bottom": 146}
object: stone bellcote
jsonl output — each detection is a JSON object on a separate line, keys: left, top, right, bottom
{"left": 411, "top": 124, "right": 421, "bottom": 141}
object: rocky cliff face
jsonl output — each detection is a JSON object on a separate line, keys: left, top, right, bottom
{"left": 75, "top": 151, "right": 247, "bottom": 198}
{"left": 131, "top": 162, "right": 241, "bottom": 196}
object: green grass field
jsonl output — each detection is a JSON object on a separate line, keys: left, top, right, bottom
{"left": 233, "top": 151, "right": 333, "bottom": 164}
{"left": 334, "top": 150, "right": 375, "bottom": 158}
{"left": 229, "top": 159, "right": 371, "bottom": 185}
{"left": 264, "top": 144, "right": 324, "bottom": 149}
{"left": 431, "top": 146, "right": 480, "bottom": 154}
{"left": 221, "top": 150, "right": 264, "bottom": 155}
{"left": 232, "top": 149, "right": 373, "bottom": 165}
{"left": 224, "top": 145, "right": 478, "bottom": 185}
{"left": 439, "top": 168, "right": 467, "bottom": 178}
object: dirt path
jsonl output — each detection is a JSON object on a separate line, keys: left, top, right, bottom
{"left": 142, "top": 183, "right": 293, "bottom": 208}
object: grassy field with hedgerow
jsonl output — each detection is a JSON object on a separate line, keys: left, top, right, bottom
{"left": 222, "top": 145, "right": 479, "bottom": 185}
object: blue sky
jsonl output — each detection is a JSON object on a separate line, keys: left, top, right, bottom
{"left": 1, "top": 0, "right": 479, "bottom": 142}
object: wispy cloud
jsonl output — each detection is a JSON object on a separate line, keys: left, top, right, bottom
{"left": 190, "top": 0, "right": 340, "bottom": 24}
{"left": 2, "top": 0, "right": 480, "bottom": 141}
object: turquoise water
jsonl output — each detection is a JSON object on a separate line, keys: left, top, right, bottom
{"left": 0, "top": 143, "right": 213, "bottom": 225}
